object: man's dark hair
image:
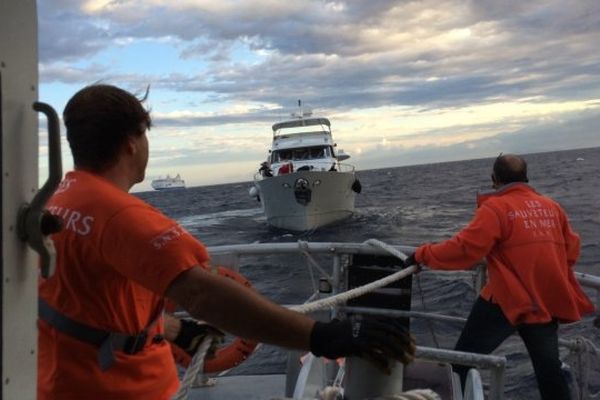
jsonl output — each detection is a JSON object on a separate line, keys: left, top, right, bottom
{"left": 63, "top": 84, "right": 152, "bottom": 171}
{"left": 493, "top": 154, "right": 528, "bottom": 184}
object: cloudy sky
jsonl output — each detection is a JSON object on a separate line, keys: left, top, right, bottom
{"left": 38, "top": 0, "right": 600, "bottom": 190}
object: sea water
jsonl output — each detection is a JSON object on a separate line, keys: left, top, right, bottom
{"left": 138, "top": 146, "right": 600, "bottom": 399}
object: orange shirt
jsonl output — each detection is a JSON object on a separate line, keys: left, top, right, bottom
{"left": 38, "top": 170, "right": 209, "bottom": 400}
{"left": 415, "top": 183, "right": 595, "bottom": 325}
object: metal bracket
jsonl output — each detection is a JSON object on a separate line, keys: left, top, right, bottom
{"left": 16, "top": 102, "right": 63, "bottom": 278}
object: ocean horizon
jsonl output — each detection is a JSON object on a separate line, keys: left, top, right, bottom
{"left": 136, "top": 145, "right": 599, "bottom": 193}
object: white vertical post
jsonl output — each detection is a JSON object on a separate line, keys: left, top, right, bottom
{"left": 0, "top": 1, "right": 39, "bottom": 399}
{"left": 344, "top": 357, "right": 404, "bottom": 399}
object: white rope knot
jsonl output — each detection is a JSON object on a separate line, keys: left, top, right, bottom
{"left": 319, "top": 386, "right": 344, "bottom": 400}
{"left": 373, "top": 389, "right": 442, "bottom": 400}
{"left": 564, "top": 334, "right": 600, "bottom": 400}
{"left": 316, "top": 387, "right": 441, "bottom": 400}
{"left": 171, "top": 335, "right": 218, "bottom": 400}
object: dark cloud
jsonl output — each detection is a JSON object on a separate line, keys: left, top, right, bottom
{"left": 39, "top": 2, "right": 112, "bottom": 63}
{"left": 153, "top": 110, "right": 278, "bottom": 128}
{"left": 149, "top": 144, "right": 261, "bottom": 167}
{"left": 40, "top": 63, "right": 110, "bottom": 83}
{"left": 39, "top": 0, "right": 600, "bottom": 147}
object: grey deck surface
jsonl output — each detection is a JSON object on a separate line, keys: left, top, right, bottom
{"left": 185, "top": 359, "right": 456, "bottom": 399}
{"left": 404, "top": 359, "right": 455, "bottom": 399}
{"left": 188, "top": 374, "right": 287, "bottom": 400}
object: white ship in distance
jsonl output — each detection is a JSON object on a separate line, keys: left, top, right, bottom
{"left": 151, "top": 174, "right": 186, "bottom": 190}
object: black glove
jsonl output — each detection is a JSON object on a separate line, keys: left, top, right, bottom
{"left": 310, "top": 317, "right": 416, "bottom": 373}
{"left": 173, "top": 319, "right": 225, "bottom": 358}
{"left": 403, "top": 253, "right": 416, "bottom": 268}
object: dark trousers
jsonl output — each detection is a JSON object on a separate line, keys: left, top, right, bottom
{"left": 453, "top": 297, "right": 570, "bottom": 400}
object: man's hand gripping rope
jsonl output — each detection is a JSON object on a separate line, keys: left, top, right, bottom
{"left": 310, "top": 317, "right": 416, "bottom": 374}
{"left": 173, "top": 318, "right": 224, "bottom": 359}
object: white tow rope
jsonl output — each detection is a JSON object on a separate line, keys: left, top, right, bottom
{"left": 290, "top": 264, "right": 417, "bottom": 314}
{"left": 171, "top": 335, "right": 216, "bottom": 400}
{"left": 173, "top": 239, "right": 419, "bottom": 400}
{"left": 370, "top": 389, "right": 441, "bottom": 400}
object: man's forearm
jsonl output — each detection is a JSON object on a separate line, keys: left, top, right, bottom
{"left": 165, "top": 266, "right": 315, "bottom": 350}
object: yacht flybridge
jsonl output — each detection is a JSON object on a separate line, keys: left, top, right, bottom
{"left": 250, "top": 103, "right": 361, "bottom": 231}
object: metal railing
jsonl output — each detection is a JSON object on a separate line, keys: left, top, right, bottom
{"left": 252, "top": 161, "right": 356, "bottom": 182}
{"left": 206, "top": 241, "right": 600, "bottom": 400}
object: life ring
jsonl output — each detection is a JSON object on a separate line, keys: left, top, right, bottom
{"left": 168, "top": 266, "right": 259, "bottom": 373}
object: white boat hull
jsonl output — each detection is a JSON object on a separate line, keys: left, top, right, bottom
{"left": 151, "top": 183, "right": 186, "bottom": 190}
{"left": 255, "top": 171, "right": 357, "bottom": 231}
{"left": 151, "top": 174, "right": 186, "bottom": 190}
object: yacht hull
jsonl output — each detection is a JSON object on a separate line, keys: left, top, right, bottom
{"left": 255, "top": 171, "right": 356, "bottom": 231}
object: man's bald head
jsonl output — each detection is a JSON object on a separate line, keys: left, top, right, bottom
{"left": 492, "top": 154, "right": 528, "bottom": 186}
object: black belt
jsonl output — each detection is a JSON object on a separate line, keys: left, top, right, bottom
{"left": 39, "top": 298, "right": 164, "bottom": 370}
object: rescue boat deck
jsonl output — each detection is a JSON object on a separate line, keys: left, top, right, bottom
{"left": 188, "top": 359, "right": 457, "bottom": 399}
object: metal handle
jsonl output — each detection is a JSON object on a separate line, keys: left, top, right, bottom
{"left": 17, "top": 101, "right": 63, "bottom": 278}
{"left": 32, "top": 101, "right": 63, "bottom": 208}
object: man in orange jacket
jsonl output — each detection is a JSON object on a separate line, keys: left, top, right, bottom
{"left": 38, "top": 84, "right": 415, "bottom": 400}
{"left": 406, "top": 154, "right": 594, "bottom": 400}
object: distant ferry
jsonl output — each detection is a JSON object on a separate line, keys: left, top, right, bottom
{"left": 151, "top": 174, "right": 186, "bottom": 190}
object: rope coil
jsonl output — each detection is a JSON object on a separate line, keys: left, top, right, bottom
{"left": 171, "top": 336, "right": 215, "bottom": 400}
{"left": 564, "top": 335, "right": 600, "bottom": 400}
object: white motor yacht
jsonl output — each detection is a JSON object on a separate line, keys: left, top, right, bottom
{"left": 250, "top": 104, "right": 361, "bottom": 231}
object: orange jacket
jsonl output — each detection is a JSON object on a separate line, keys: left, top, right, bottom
{"left": 415, "top": 183, "right": 595, "bottom": 325}
{"left": 39, "top": 171, "right": 209, "bottom": 400}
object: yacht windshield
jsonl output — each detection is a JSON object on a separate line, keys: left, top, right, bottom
{"left": 271, "top": 146, "right": 331, "bottom": 163}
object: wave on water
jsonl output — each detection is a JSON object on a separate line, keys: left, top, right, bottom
{"left": 178, "top": 208, "right": 264, "bottom": 229}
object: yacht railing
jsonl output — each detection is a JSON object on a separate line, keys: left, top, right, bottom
{"left": 252, "top": 162, "right": 356, "bottom": 182}
{"left": 336, "top": 162, "right": 355, "bottom": 173}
